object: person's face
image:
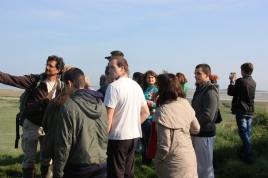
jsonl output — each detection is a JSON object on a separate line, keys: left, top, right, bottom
{"left": 108, "top": 59, "right": 124, "bottom": 79}
{"left": 146, "top": 74, "right": 156, "bottom": 87}
{"left": 194, "top": 67, "right": 209, "bottom": 84}
{"left": 45, "top": 60, "right": 60, "bottom": 76}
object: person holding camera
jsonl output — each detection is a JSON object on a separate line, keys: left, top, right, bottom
{"left": 227, "top": 62, "right": 256, "bottom": 164}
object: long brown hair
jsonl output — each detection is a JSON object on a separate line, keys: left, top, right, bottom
{"left": 141, "top": 70, "right": 157, "bottom": 91}
{"left": 54, "top": 90, "right": 70, "bottom": 110}
{"left": 176, "top": 72, "right": 188, "bottom": 84}
{"left": 156, "top": 72, "right": 185, "bottom": 106}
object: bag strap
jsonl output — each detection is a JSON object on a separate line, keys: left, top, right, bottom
{"left": 46, "top": 80, "right": 58, "bottom": 100}
{"left": 204, "top": 85, "right": 222, "bottom": 124}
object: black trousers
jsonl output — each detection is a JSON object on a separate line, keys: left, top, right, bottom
{"left": 107, "top": 138, "right": 138, "bottom": 178}
{"left": 63, "top": 163, "right": 107, "bottom": 178}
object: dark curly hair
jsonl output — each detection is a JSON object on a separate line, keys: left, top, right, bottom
{"left": 47, "top": 55, "right": 65, "bottom": 75}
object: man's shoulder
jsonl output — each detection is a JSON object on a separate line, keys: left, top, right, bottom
{"left": 111, "top": 78, "right": 138, "bottom": 87}
{"left": 238, "top": 76, "right": 256, "bottom": 85}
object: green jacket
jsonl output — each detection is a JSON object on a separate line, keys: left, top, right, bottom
{"left": 53, "top": 89, "right": 108, "bottom": 178}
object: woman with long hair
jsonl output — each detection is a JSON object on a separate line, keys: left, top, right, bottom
{"left": 154, "top": 72, "right": 200, "bottom": 178}
{"left": 176, "top": 72, "right": 188, "bottom": 96}
{"left": 41, "top": 90, "right": 70, "bottom": 177}
{"left": 140, "top": 70, "right": 158, "bottom": 165}
{"left": 40, "top": 66, "right": 73, "bottom": 177}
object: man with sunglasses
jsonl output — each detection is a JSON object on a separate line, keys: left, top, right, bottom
{"left": 0, "top": 55, "right": 65, "bottom": 178}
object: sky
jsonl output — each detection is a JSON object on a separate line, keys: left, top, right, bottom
{"left": 0, "top": 0, "right": 267, "bottom": 90}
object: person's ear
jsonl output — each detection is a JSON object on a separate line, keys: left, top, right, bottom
{"left": 68, "top": 80, "right": 73, "bottom": 88}
{"left": 56, "top": 68, "right": 60, "bottom": 74}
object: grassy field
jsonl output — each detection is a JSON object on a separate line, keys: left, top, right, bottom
{"left": 0, "top": 90, "right": 268, "bottom": 178}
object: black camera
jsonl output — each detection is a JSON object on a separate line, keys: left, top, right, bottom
{"left": 105, "top": 56, "right": 111, "bottom": 60}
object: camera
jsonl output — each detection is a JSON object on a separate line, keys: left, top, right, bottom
{"left": 105, "top": 56, "right": 111, "bottom": 60}
{"left": 230, "top": 72, "right": 234, "bottom": 77}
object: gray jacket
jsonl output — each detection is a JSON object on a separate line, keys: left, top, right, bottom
{"left": 191, "top": 81, "right": 219, "bottom": 137}
{"left": 53, "top": 89, "right": 108, "bottom": 178}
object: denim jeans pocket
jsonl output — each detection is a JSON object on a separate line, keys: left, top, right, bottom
{"left": 146, "top": 119, "right": 152, "bottom": 127}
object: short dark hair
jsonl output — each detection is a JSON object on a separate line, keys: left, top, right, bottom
{"left": 132, "top": 72, "right": 142, "bottom": 80}
{"left": 141, "top": 70, "right": 157, "bottom": 91}
{"left": 105, "top": 65, "right": 109, "bottom": 75}
{"left": 99, "top": 75, "right": 106, "bottom": 87}
{"left": 241, "top": 62, "right": 254, "bottom": 75}
{"left": 111, "top": 50, "right": 124, "bottom": 57}
{"left": 63, "top": 68, "right": 85, "bottom": 89}
{"left": 156, "top": 72, "right": 185, "bottom": 106}
{"left": 195, "top": 63, "right": 211, "bottom": 75}
{"left": 47, "top": 55, "right": 65, "bottom": 75}
{"left": 137, "top": 74, "right": 144, "bottom": 87}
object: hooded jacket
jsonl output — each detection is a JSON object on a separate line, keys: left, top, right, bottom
{"left": 53, "top": 89, "right": 108, "bottom": 178}
{"left": 153, "top": 98, "right": 200, "bottom": 178}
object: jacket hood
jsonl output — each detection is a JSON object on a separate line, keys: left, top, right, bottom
{"left": 71, "top": 89, "right": 104, "bottom": 119}
{"left": 153, "top": 98, "right": 194, "bottom": 130}
{"left": 74, "top": 89, "right": 103, "bottom": 103}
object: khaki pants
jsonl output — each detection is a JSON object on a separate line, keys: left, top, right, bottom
{"left": 21, "top": 119, "right": 52, "bottom": 168}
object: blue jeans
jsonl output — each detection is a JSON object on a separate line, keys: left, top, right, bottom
{"left": 135, "top": 138, "right": 141, "bottom": 152}
{"left": 141, "top": 119, "right": 152, "bottom": 155}
{"left": 236, "top": 113, "right": 253, "bottom": 160}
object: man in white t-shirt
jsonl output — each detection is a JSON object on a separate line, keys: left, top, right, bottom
{"left": 104, "top": 56, "right": 150, "bottom": 178}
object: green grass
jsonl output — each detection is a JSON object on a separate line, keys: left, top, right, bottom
{"left": 0, "top": 97, "right": 268, "bottom": 178}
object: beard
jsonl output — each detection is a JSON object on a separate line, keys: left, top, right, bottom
{"left": 45, "top": 69, "right": 57, "bottom": 76}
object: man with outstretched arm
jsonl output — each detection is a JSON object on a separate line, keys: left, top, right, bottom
{"left": 0, "top": 55, "right": 65, "bottom": 178}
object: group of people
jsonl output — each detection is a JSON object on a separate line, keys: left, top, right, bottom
{"left": 0, "top": 50, "right": 256, "bottom": 178}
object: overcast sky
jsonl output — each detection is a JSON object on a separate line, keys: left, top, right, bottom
{"left": 0, "top": 0, "right": 267, "bottom": 90}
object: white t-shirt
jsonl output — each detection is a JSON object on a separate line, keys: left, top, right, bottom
{"left": 46, "top": 79, "right": 56, "bottom": 99}
{"left": 104, "top": 77, "right": 147, "bottom": 140}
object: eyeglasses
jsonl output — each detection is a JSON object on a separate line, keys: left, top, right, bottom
{"left": 45, "top": 64, "right": 56, "bottom": 69}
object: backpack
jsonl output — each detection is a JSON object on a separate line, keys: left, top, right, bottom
{"left": 15, "top": 74, "right": 64, "bottom": 148}
{"left": 205, "top": 85, "right": 222, "bottom": 124}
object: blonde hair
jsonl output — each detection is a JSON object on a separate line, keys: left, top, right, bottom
{"left": 62, "top": 65, "right": 74, "bottom": 73}
{"left": 85, "top": 75, "right": 90, "bottom": 87}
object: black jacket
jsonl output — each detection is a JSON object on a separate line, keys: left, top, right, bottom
{"left": 227, "top": 76, "right": 256, "bottom": 115}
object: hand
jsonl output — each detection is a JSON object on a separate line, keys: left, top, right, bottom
{"left": 229, "top": 72, "right": 237, "bottom": 82}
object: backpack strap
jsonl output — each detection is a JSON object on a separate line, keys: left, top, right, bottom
{"left": 205, "top": 85, "right": 222, "bottom": 124}
{"left": 15, "top": 74, "right": 44, "bottom": 149}
{"left": 46, "top": 80, "right": 58, "bottom": 99}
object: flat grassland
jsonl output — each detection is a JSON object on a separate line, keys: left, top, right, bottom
{"left": 0, "top": 89, "right": 267, "bottom": 177}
